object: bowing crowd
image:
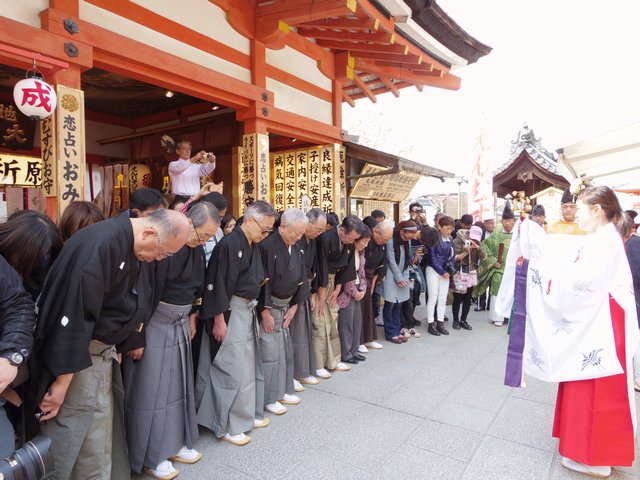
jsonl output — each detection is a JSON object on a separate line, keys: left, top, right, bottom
{"left": 1, "top": 180, "right": 638, "bottom": 480}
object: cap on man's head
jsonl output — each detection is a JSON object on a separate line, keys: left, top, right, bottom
{"left": 532, "top": 204, "right": 545, "bottom": 216}
{"left": 502, "top": 201, "right": 515, "bottom": 220}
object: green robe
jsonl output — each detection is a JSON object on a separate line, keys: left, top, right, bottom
{"left": 473, "top": 229, "right": 513, "bottom": 297}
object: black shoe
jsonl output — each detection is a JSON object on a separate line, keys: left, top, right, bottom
{"left": 343, "top": 357, "right": 359, "bottom": 364}
{"left": 452, "top": 320, "right": 461, "bottom": 330}
{"left": 436, "top": 321, "right": 449, "bottom": 335}
{"left": 354, "top": 354, "right": 366, "bottom": 361}
{"left": 473, "top": 306, "right": 485, "bottom": 312}
{"left": 443, "top": 315, "right": 449, "bottom": 322}
{"left": 413, "top": 318, "right": 422, "bottom": 326}
{"left": 427, "top": 323, "right": 440, "bottom": 336}
{"left": 460, "top": 320, "right": 473, "bottom": 331}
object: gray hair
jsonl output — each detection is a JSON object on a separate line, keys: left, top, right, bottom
{"left": 147, "top": 208, "right": 186, "bottom": 239}
{"left": 187, "top": 201, "right": 220, "bottom": 228}
{"left": 306, "top": 208, "right": 326, "bottom": 225}
{"left": 245, "top": 200, "right": 277, "bottom": 222}
{"left": 281, "top": 208, "right": 308, "bottom": 226}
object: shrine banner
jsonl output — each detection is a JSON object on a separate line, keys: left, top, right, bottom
{"left": 240, "top": 133, "right": 269, "bottom": 212}
{"left": 56, "top": 85, "right": 85, "bottom": 218}
{"left": 469, "top": 129, "right": 493, "bottom": 222}
{"left": 272, "top": 151, "right": 285, "bottom": 212}
{"left": 307, "top": 147, "right": 321, "bottom": 208}
{"left": 296, "top": 149, "right": 308, "bottom": 208}
{"left": 334, "top": 145, "right": 347, "bottom": 219}
{"left": 284, "top": 150, "right": 296, "bottom": 210}
{"left": 40, "top": 116, "right": 57, "bottom": 197}
{"left": 0, "top": 153, "right": 42, "bottom": 187}
{"left": 320, "top": 146, "right": 334, "bottom": 212}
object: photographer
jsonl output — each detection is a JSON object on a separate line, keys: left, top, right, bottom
{"left": 168, "top": 139, "right": 216, "bottom": 202}
{"left": 425, "top": 215, "right": 456, "bottom": 336}
{"left": 451, "top": 225, "right": 486, "bottom": 331}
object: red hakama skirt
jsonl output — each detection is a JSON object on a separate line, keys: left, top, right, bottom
{"left": 552, "top": 296, "right": 635, "bottom": 466}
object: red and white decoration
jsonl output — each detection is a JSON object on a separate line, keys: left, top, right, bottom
{"left": 13, "top": 77, "right": 57, "bottom": 119}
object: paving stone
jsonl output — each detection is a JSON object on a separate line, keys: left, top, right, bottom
{"left": 372, "top": 445, "right": 466, "bottom": 480}
{"left": 510, "top": 376, "right": 559, "bottom": 405}
{"left": 445, "top": 372, "right": 511, "bottom": 413}
{"left": 462, "top": 436, "right": 554, "bottom": 480}
{"left": 488, "top": 396, "right": 557, "bottom": 452}
{"left": 407, "top": 419, "right": 484, "bottom": 462}
{"left": 429, "top": 401, "right": 497, "bottom": 434}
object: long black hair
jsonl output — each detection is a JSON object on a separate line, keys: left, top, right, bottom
{"left": 1, "top": 211, "right": 62, "bottom": 287}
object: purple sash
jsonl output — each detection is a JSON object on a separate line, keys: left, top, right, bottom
{"left": 504, "top": 258, "right": 529, "bottom": 387}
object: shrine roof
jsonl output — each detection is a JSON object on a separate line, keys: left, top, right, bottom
{"left": 494, "top": 123, "right": 561, "bottom": 176}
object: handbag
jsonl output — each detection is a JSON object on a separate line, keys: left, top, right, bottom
{"left": 452, "top": 271, "right": 468, "bottom": 293}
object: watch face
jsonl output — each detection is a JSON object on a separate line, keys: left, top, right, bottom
{"left": 9, "top": 352, "right": 23, "bottom": 366}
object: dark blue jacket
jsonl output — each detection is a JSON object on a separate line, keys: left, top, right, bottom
{"left": 428, "top": 236, "right": 454, "bottom": 276}
{"left": 626, "top": 235, "right": 640, "bottom": 326}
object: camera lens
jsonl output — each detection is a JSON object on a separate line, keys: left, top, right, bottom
{"left": 0, "top": 435, "right": 54, "bottom": 480}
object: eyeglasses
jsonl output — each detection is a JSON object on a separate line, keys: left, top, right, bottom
{"left": 192, "top": 223, "right": 214, "bottom": 242}
{"left": 251, "top": 216, "right": 273, "bottom": 235}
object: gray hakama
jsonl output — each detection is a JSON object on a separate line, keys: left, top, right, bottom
{"left": 312, "top": 273, "right": 342, "bottom": 370}
{"left": 123, "top": 302, "right": 197, "bottom": 473}
{"left": 42, "top": 340, "right": 129, "bottom": 480}
{"left": 290, "top": 296, "right": 316, "bottom": 379}
{"left": 338, "top": 299, "right": 363, "bottom": 361}
{"left": 195, "top": 296, "right": 265, "bottom": 436}
{"left": 260, "top": 296, "right": 291, "bottom": 405}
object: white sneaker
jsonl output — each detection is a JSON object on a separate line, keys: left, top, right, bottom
{"left": 358, "top": 344, "right": 369, "bottom": 354}
{"left": 333, "top": 362, "right": 351, "bottom": 372}
{"left": 293, "top": 378, "right": 305, "bottom": 392}
{"left": 493, "top": 320, "right": 503, "bottom": 326}
{"left": 299, "top": 375, "right": 320, "bottom": 385}
{"left": 315, "top": 369, "right": 332, "bottom": 379}
{"left": 222, "top": 432, "right": 251, "bottom": 446}
{"left": 365, "top": 341, "right": 383, "bottom": 350}
{"left": 265, "top": 401, "right": 288, "bottom": 415}
{"left": 144, "top": 460, "right": 179, "bottom": 480}
{"left": 375, "top": 315, "right": 384, "bottom": 326}
{"left": 409, "top": 328, "right": 421, "bottom": 338}
{"left": 280, "top": 393, "right": 301, "bottom": 405}
{"left": 561, "top": 457, "right": 611, "bottom": 478}
{"left": 254, "top": 417, "right": 270, "bottom": 428}
{"left": 169, "top": 446, "right": 202, "bottom": 464}
{"left": 400, "top": 328, "right": 411, "bottom": 338}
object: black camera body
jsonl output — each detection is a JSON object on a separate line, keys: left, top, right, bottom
{"left": 444, "top": 263, "right": 457, "bottom": 276}
{"left": 0, "top": 435, "right": 54, "bottom": 480}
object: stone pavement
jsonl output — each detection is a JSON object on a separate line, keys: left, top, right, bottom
{"left": 136, "top": 305, "right": 640, "bottom": 480}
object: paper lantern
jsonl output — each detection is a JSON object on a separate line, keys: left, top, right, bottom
{"left": 129, "top": 164, "right": 152, "bottom": 191}
{"left": 13, "top": 78, "right": 57, "bottom": 119}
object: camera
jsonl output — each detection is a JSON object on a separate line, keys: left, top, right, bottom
{"left": 464, "top": 240, "right": 471, "bottom": 249}
{"left": 444, "top": 262, "right": 457, "bottom": 276}
{"left": 0, "top": 435, "right": 54, "bottom": 480}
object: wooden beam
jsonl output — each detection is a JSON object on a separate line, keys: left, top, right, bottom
{"left": 355, "top": 51, "right": 423, "bottom": 64}
{"left": 0, "top": 15, "right": 93, "bottom": 69}
{"left": 297, "top": 28, "right": 393, "bottom": 44}
{"left": 354, "top": 57, "right": 460, "bottom": 90}
{"left": 317, "top": 40, "right": 408, "bottom": 55}
{"left": 255, "top": 0, "right": 356, "bottom": 26}
{"left": 342, "top": 90, "right": 356, "bottom": 107}
{"left": 415, "top": 84, "right": 423, "bottom": 92}
{"left": 379, "top": 75, "right": 400, "bottom": 97}
{"left": 354, "top": 0, "right": 396, "bottom": 35}
{"left": 376, "top": 61, "right": 437, "bottom": 74}
{"left": 282, "top": 29, "right": 335, "bottom": 78}
{"left": 353, "top": 73, "right": 377, "bottom": 103}
{"left": 208, "top": 0, "right": 254, "bottom": 38}
{"left": 297, "top": 18, "right": 379, "bottom": 31}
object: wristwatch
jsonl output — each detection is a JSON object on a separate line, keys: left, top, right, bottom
{"left": 1, "top": 352, "right": 24, "bottom": 367}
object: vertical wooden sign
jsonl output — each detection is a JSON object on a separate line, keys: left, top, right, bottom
{"left": 40, "top": 116, "right": 57, "bottom": 197}
{"left": 295, "top": 149, "right": 308, "bottom": 208}
{"left": 320, "top": 145, "right": 334, "bottom": 213}
{"left": 284, "top": 150, "right": 296, "bottom": 210}
{"left": 307, "top": 146, "right": 321, "bottom": 208}
{"left": 271, "top": 151, "right": 285, "bottom": 212}
{"left": 334, "top": 144, "right": 347, "bottom": 219}
{"left": 56, "top": 85, "right": 85, "bottom": 218}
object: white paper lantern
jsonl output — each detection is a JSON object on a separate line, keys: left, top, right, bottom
{"left": 13, "top": 78, "right": 57, "bottom": 119}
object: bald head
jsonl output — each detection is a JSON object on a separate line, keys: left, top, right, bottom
{"left": 373, "top": 221, "right": 393, "bottom": 245}
{"left": 132, "top": 209, "right": 191, "bottom": 262}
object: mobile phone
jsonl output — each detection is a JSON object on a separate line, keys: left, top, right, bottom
{"left": 464, "top": 240, "right": 471, "bottom": 248}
